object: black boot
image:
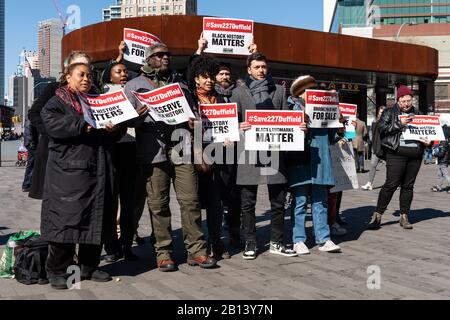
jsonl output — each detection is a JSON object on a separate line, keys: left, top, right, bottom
{"left": 367, "top": 212, "right": 382, "bottom": 230}
{"left": 123, "top": 246, "right": 138, "bottom": 261}
{"left": 399, "top": 214, "right": 413, "bottom": 229}
{"left": 49, "top": 276, "right": 68, "bottom": 290}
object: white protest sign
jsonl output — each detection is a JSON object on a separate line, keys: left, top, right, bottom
{"left": 200, "top": 103, "right": 240, "bottom": 143}
{"left": 305, "top": 90, "right": 341, "bottom": 128}
{"left": 339, "top": 103, "right": 357, "bottom": 140}
{"left": 245, "top": 110, "right": 304, "bottom": 151}
{"left": 131, "top": 83, "right": 195, "bottom": 125}
{"left": 399, "top": 115, "right": 446, "bottom": 141}
{"left": 203, "top": 17, "right": 254, "bottom": 55}
{"left": 79, "top": 90, "right": 139, "bottom": 129}
{"left": 123, "top": 28, "right": 161, "bottom": 65}
{"left": 330, "top": 142, "right": 359, "bottom": 193}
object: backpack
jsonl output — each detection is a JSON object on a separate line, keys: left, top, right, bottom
{"left": 13, "top": 236, "right": 49, "bottom": 285}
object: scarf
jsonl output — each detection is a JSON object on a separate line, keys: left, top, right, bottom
{"left": 214, "top": 83, "right": 236, "bottom": 99}
{"left": 141, "top": 64, "right": 174, "bottom": 87}
{"left": 195, "top": 87, "right": 217, "bottom": 104}
{"left": 245, "top": 75, "right": 276, "bottom": 109}
{"left": 55, "top": 85, "right": 83, "bottom": 115}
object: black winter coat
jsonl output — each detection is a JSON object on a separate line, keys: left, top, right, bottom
{"left": 40, "top": 95, "right": 121, "bottom": 245}
{"left": 379, "top": 103, "right": 422, "bottom": 152}
{"left": 28, "top": 83, "right": 59, "bottom": 199}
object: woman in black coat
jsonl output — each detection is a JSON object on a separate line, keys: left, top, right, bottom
{"left": 41, "top": 63, "right": 123, "bottom": 290}
{"left": 367, "top": 85, "right": 432, "bottom": 230}
{"left": 27, "top": 51, "right": 93, "bottom": 199}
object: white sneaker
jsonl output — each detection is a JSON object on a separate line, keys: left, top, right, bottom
{"left": 330, "top": 222, "right": 347, "bottom": 236}
{"left": 319, "top": 240, "right": 341, "bottom": 253}
{"left": 361, "top": 182, "right": 373, "bottom": 191}
{"left": 293, "top": 242, "right": 310, "bottom": 255}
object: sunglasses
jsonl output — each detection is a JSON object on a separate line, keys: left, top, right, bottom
{"left": 150, "top": 51, "right": 171, "bottom": 58}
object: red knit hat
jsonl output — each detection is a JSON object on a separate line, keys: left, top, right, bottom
{"left": 397, "top": 85, "right": 413, "bottom": 100}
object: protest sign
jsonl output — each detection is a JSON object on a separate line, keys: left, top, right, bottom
{"left": 330, "top": 142, "right": 359, "bottom": 193}
{"left": 399, "top": 115, "right": 446, "bottom": 141}
{"left": 200, "top": 103, "right": 240, "bottom": 143}
{"left": 245, "top": 110, "right": 304, "bottom": 151}
{"left": 79, "top": 90, "right": 139, "bottom": 129}
{"left": 131, "top": 83, "right": 195, "bottom": 125}
{"left": 305, "top": 90, "right": 341, "bottom": 128}
{"left": 203, "top": 17, "right": 254, "bottom": 55}
{"left": 123, "top": 28, "right": 161, "bottom": 65}
{"left": 339, "top": 103, "right": 357, "bottom": 140}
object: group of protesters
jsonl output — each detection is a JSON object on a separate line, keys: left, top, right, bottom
{"left": 24, "top": 30, "right": 443, "bottom": 290}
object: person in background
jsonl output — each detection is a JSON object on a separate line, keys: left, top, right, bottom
{"left": 361, "top": 105, "right": 386, "bottom": 191}
{"left": 21, "top": 117, "right": 39, "bottom": 192}
{"left": 352, "top": 114, "right": 368, "bottom": 173}
{"left": 423, "top": 145, "right": 433, "bottom": 165}
{"left": 431, "top": 125, "right": 450, "bottom": 193}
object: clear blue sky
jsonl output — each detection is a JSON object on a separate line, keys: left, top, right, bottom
{"left": 5, "top": 0, "right": 323, "bottom": 94}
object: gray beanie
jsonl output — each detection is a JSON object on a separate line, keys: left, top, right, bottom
{"left": 144, "top": 42, "right": 169, "bottom": 59}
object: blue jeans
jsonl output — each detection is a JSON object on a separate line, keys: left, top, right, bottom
{"left": 291, "top": 184, "right": 330, "bottom": 245}
{"left": 423, "top": 149, "right": 432, "bottom": 164}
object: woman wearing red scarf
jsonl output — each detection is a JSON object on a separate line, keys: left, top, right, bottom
{"left": 41, "top": 63, "right": 123, "bottom": 290}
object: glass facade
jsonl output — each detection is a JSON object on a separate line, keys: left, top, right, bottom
{"left": 338, "top": 0, "right": 367, "bottom": 27}
{"left": 338, "top": 0, "right": 450, "bottom": 26}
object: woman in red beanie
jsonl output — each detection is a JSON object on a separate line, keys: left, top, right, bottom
{"left": 367, "top": 85, "right": 432, "bottom": 230}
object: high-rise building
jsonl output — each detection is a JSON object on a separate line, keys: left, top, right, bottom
{"left": 38, "top": 18, "right": 63, "bottom": 79}
{"left": 337, "top": 0, "right": 450, "bottom": 27}
{"left": 0, "top": 0, "right": 5, "bottom": 106}
{"left": 335, "top": 0, "right": 450, "bottom": 113}
{"left": 103, "top": 0, "right": 197, "bottom": 21}
{"left": 103, "top": 0, "right": 123, "bottom": 21}
{"left": 12, "top": 75, "right": 34, "bottom": 133}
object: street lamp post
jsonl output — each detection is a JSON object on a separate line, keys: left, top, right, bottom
{"left": 395, "top": 22, "right": 416, "bottom": 41}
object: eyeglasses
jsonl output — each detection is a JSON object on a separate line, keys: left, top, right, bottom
{"left": 149, "top": 51, "right": 171, "bottom": 59}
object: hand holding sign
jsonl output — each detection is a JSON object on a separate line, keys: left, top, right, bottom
{"left": 203, "top": 17, "right": 254, "bottom": 55}
{"left": 401, "top": 116, "right": 413, "bottom": 125}
{"left": 420, "top": 137, "right": 432, "bottom": 146}
{"left": 132, "top": 83, "right": 195, "bottom": 125}
{"left": 104, "top": 121, "right": 119, "bottom": 133}
{"left": 136, "top": 104, "right": 149, "bottom": 118}
{"left": 196, "top": 32, "right": 208, "bottom": 55}
{"left": 248, "top": 42, "right": 258, "bottom": 53}
{"left": 240, "top": 122, "right": 252, "bottom": 131}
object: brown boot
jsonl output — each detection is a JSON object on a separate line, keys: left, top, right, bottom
{"left": 399, "top": 214, "right": 413, "bottom": 229}
{"left": 367, "top": 212, "right": 382, "bottom": 230}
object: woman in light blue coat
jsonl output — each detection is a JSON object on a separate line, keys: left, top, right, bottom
{"left": 287, "top": 76, "right": 345, "bottom": 255}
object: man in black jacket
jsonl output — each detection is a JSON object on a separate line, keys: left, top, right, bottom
{"left": 124, "top": 42, "right": 217, "bottom": 272}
